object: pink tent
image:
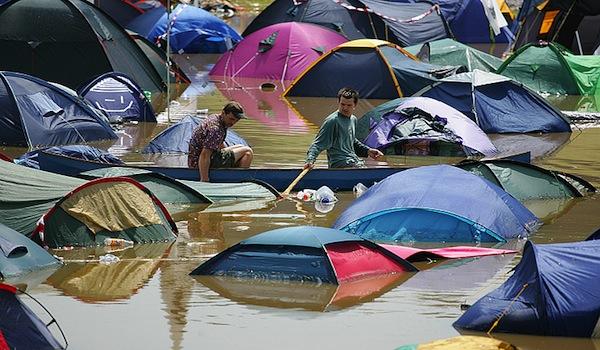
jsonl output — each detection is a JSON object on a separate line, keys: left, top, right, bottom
{"left": 209, "top": 22, "right": 347, "bottom": 82}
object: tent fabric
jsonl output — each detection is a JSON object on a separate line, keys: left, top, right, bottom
{"left": 378, "top": 244, "right": 516, "bottom": 262}
{"left": 0, "top": 284, "right": 64, "bottom": 350}
{"left": 96, "top": 0, "right": 153, "bottom": 28}
{"left": 497, "top": 41, "right": 600, "bottom": 95}
{"left": 126, "top": 4, "right": 241, "bottom": 53}
{"left": 359, "top": 97, "right": 498, "bottom": 157}
{"left": 415, "top": 70, "right": 571, "bottom": 133}
{"left": 0, "top": 0, "right": 165, "bottom": 93}
{"left": 0, "top": 71, "right": 117, "bottom": 147}
{"left": 190, "top": 226, "right": 417, "bottom": 283}
{"left": 405, "top": 39, "right": 503, "bottom": 72}
{"left": 0, "top": 223, "right": 61, "bottom": 279}
{"left": 332, "top": 165, "right": 539, "bottom": 243}
{"left": 129, "top": 31, "right": 191, "bottom": 84}
{"left": 78, "top": 72, "right": 156, "bottom": 123}
{"left": 209, "top": 22, "right": 347, "bottom": 81}
{"left": 454, "top": 240, "right": 600, "bottom": 337}
{"left": 242, "top": 0, "right": 448, "bottom": 46}
{"left": 141, "top": 115, "right": 248, "bottom": 154}
{"left": 15, "top": 145, "right": 124, "bottom": 170}
{"left": 284, "top": 39, "right": 462, "bottom": 99}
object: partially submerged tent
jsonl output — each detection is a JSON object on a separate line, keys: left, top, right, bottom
{"left": 415, "top": 70, "right": 572, "bottom": 133}
{"left": 0, "top": 0, "right": 166, "bottom": 93}
{"left": 78, "top": 72, "right": 156, "bottom": 123}
{"left": 0, "top": 283, "right": 65, "bottom": 350}
{"left": 284, "top": 39, "right": 463, "bottom": 99}
{"left": 0, "top": 71, "right": 117, "bottom": 147}
{"left": 454, "top": 240, "right": 600, "bottom": 337}
{"left": 359, "top": 97, "right": 498, "bottom": 157}
{"left": 15, "top": 145, "right": 124, "bottom": 170}
{"left": 31, "top": 177, "right": 178, "bottom": 248}
{"left": 242, "top": 0, "right": 449, "bottom": 47}
{"left": 126, "top": 4, "right": 241, "bottom": 53}
{"left": 405, "top": 38, "right": 503, "bottom": 72}
{"left": 497, "top": 41, "right": 600, "bottom": 95}
{"left": 129, "top": 31, "right": 191, "bottom": 84}
{"left": 333, "top": 165, "right": 539, "bottom": 243}
{"left": 190, "top": 226, "right": 417, "bottom": 283}
{"left": 209, "top": 22, "right": 347, "bottom": 81}
{"left": 0, "top": 223, "right": 61, "bottom": 280}
{"left": 95, "top": 0, "right": 160, "bottom": 28}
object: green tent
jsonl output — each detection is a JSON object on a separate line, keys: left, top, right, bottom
{"left": 498, "top": 42, "right": 600, "bottom": 95}
{"left": 405, "top": 39, "right": 503, "bottom": 72}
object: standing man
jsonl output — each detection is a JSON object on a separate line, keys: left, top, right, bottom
{"left": 188, "top": 101, "right": 253, "bottom": 182}
{"left": 304, "top": 87, "right": 383, "bottom": 169}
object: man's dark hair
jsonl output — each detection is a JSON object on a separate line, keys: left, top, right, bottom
{"left": 337, "top": 87, "right": 359, "bottom": 104}
{"left": 223, "top": 101, "right": 245, "bottom": 119}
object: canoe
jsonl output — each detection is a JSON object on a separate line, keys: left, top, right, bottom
{"left": 36, "top": 150, "right": 531, "bottom": 192}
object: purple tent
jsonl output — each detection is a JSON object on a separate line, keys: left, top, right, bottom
{"left": 209, "top": 22, "right": 347, "bottom": 82}
{"left": 363, "top": 97, "right": 498, "bottom": 157}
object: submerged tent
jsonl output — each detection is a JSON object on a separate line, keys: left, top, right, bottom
{"left": 126, "top": 4, "right": 241, "bottom": 53}
{"left": 0, "top": 223, "right": 61, "bottom": 280}
{"left": 15, "top": 145, "right": 124, "bottom": 170}
{"left": 284, "top": 39, "right": 463, "bottom": 99}
{"left": 0, "top": 0, "right": 165, "bottom": 93}
{"left": 31, "top": 177, "right": 178, "bottom": 248}
{"left": 0, "top": 71, "right": 117, "bottom": 147}
{"left": 242, "top": 0, "right": 449, "bottom": 47}
{"left": 333, "top": 165, "right": 539, "bottom": 243}
{"left": 415, "top": 70, "right": 571, "bottom": 133}
{"left": 0, "top": 283, "right": 65, "bottom": 350}
{"left": 209, "top": 22, "right": 347, "bottom": 81}
{"left": 359, "top": 97, "right": 498, "bottom": 157}
{"left": 454, "top": 240, "right": 600, "bottom": 337}
{"left": 78, "top": 72, "right": 156, "bottom": 123}
{"left": 497, "top": 41, "right": 600, "bottom": 95}
{"left": 190, "top": 226, "right": 417, "bottom": 283}
{"left": 405, "top": 38, "right": 503, "bottom": 72}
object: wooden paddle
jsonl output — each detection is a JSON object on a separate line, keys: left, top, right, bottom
{"left": 281, "top": 167, "right": 310, "bottom": 198}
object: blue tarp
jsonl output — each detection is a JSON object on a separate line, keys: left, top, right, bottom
{"left": 333, "top": 165, "right": 539, "bottom": 243}
{"left": 126, "top": 4, "right": 241, "bottom": 53}
{"left": 0, "top": 71, "right": 117, "bottom": 147}
{"left": 416, "top": 70, "right": 571, "bottom": 133}
{"left": 78, "top": 72, "right": 156, "bottom": 123}
{"left": 454, "top": 240, "right": 600, "bottom": 337}
{"left": 142, "top": 115, "right": 248, "bottom": 154}
{"left": 15, "top": 145, "right": 124, "bottom": 169}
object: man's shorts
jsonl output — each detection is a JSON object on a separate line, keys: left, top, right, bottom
{"left": 210, "top": 149, "right": 235, "bottom": 168}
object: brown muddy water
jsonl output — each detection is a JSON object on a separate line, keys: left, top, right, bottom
{"left": 4, "top": 12, "right": 600, "bottom": 350}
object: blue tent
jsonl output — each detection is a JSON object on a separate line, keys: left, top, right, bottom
{"left": 78, "top": 72, "right": 156, "bottom": 123}
{"left": 126, "top": 4, "right": 241, "bottom": 53}
{"left": 0, "top": 71, "right": 117, "bottom": 148}
{"left": 190, "top": 226, "right": 417, "bottom": 283}
{"left": 333, "top": 165, "right": 539, "bottom": 243}
{"left": 454, "top": 240, "right": 600, "bottom": 337}
{"left": 15, "top": 145, "right": 124, "bottom": 169}
{"left": 415, "top": 70, "right": 571, "bottom": 133}
{"left": 142, "top": 115, "right": 248, "bottom": 154}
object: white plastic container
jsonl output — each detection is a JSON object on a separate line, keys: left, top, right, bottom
{"left": 315, "top": 186, "right": 337, "bottom": 203}
{"left": 353, "top": 183, "right": 368, "bottom": 197}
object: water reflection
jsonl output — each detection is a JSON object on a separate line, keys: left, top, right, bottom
{"left": 109, "top": 122, "right": 158, "bottom": 158}
{"left": 489, "top": 132, "right": 571, "bottom": 161}
{"left": 523, "top": 197, "right": 577, "bottom": 223}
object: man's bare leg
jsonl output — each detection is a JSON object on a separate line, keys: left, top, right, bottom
{"left": 224, "top": 145, "right": 253, "bottom": 168}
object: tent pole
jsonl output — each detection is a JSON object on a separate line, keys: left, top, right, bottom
{"left": 575, "top": 30, "right": 583, "bottom": 55}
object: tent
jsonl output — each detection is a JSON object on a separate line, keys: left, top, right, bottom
{"left": 209, "top": 22, "right": 347, "bottom": 82}
{"left": 405, "top": 38, "right": 503, "bottom": 72}
{"left": 284, "top": 39, "right": 463, "bottom": 99}
{"left": 78, "top": 72, "right": 156, "bottom": 123}
{"left": 0, "top": 223, "right": 61, "bottom": 280}
{"left": 332, "top": 165, "right": 539, "bottom": 243}
{"left": 0, "top": 0, "right": 166, "bottom": 93}
{"left": 454, "top": 240, "right": 600, "bottom": 337}
{"left": 126, "top": 4, "right": 241, "bottom": 54}
{"left": 15, "top": 145, "right": 124, "bottom": 170}
{"left": 95, "top": 0, "right": 161, "bottom": 28}
{"left": 190, "top": 226, "right": 417, "bottom": 283}
{"left": 31, "top": 177, "right": 178, "bottom": 248}
{"left": 242, "top": 0, "right": 449, "bottom": 47}
{"left": 415, "top": 70, "right": 571, "bottom": 133}
{"left": 0, "top": 283, "right": 65, "bottom": 350}
{"left": 358, "top": 97, "right": 498, "bottom": 157}
{"left": 497, "top": 41, "right": 600, "bottom": 95}
{"left": 0, "top": 71, "right": 117, "bottom": 148}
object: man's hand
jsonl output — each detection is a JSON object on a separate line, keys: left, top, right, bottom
{"left": 368, "top": 148, "right": 383, "bottom": 160}
{"left": 304, "top": 162, "right": 315, "bottom": 170}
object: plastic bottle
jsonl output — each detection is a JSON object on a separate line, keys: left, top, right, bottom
{"left": 99, "top": 253, "right": 120, "bottom": 265}
{"left": 315, "top": 186, "right": 336, "bottom": 203}
{"left": 104, "top": 238, "right": 134, "bottom": 247}
{"left": 353, "top": 183, "right": 368, "bottom": 197}
{"left": 296, "top": 189, "right": 316, "bottom": 201}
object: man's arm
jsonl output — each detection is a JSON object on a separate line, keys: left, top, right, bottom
{"left": 305, "top": 118, "right": 334, "bottom": 167}
{"left": 353, "top": 139, "right": 370, "bottom": 157}
{"left": 199, "top": 148, "right": 213, "bottom": 182}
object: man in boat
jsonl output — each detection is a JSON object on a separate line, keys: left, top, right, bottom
{"left": 188, "top": 101, "right": 253, "bottom": 182}
{"left": 304, "top": 87, "right": 383, "bottom": 169}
